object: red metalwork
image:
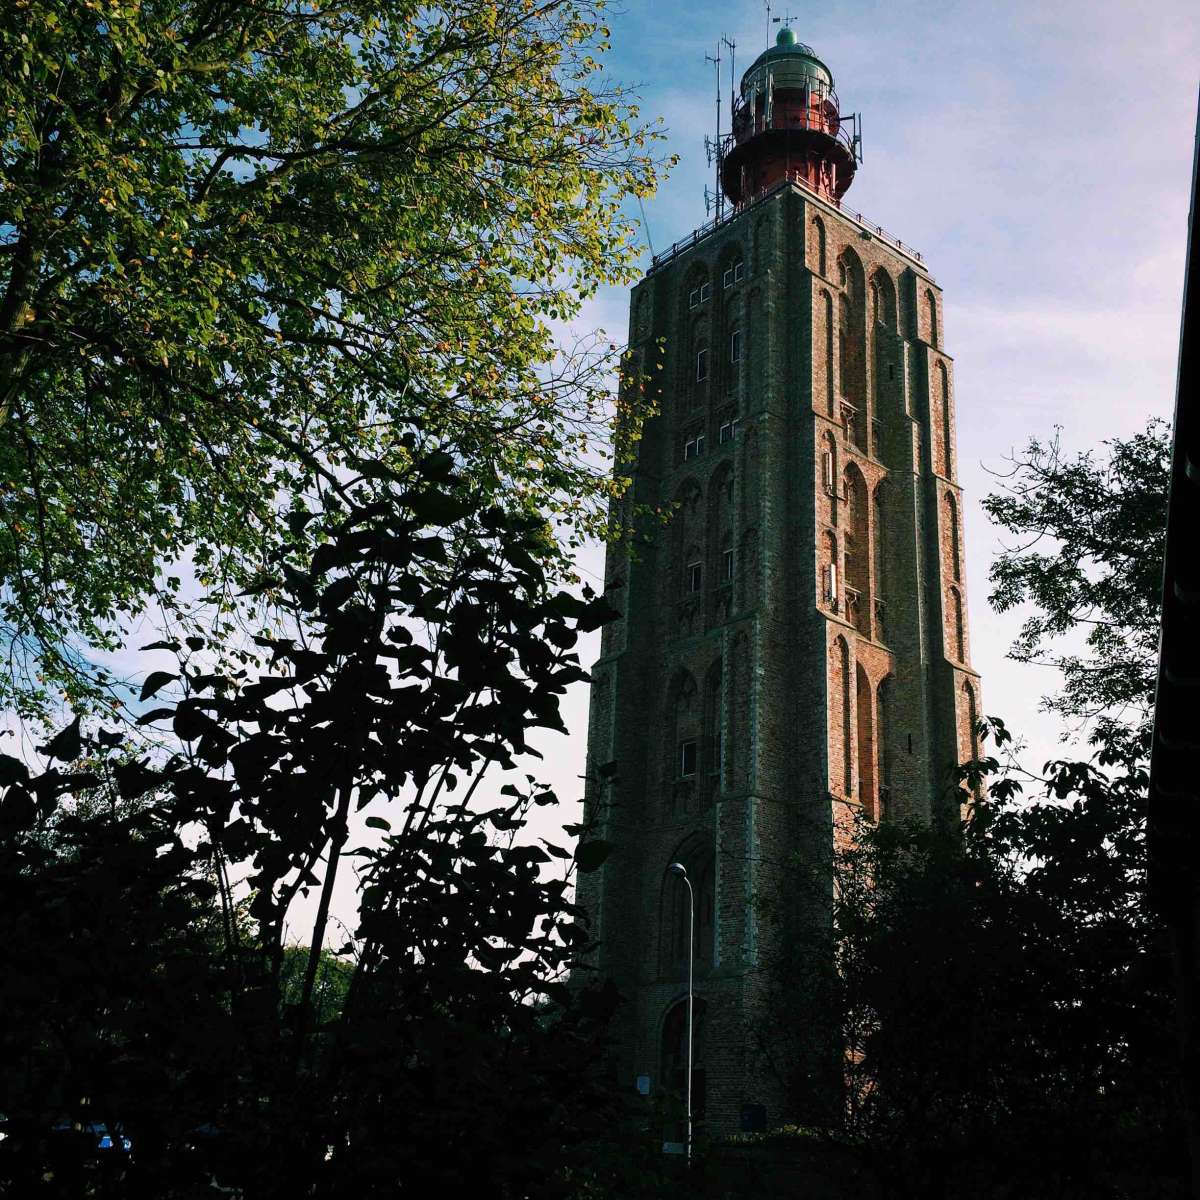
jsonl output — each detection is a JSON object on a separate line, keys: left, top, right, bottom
{"left": 719, "top": 31, "right": 861, "bottom": 207}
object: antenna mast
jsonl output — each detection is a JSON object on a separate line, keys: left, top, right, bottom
{"left": 722, "top": 34, "right": 737, "bottom": 125}
{"left": 704, "top": 42, "right": 724, "bottom": 220}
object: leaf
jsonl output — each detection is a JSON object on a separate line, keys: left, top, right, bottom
{"left": 575, "top": 840, "right": 614, "bottom": 873}
{"left": 114, "top": 759, "right": 160, "bottom": 800}
{"left": 364, "top": 816, "right": 391, "bottom": 831}
{"left": 39, "top": 716, "right": 82, "bottom": 763}
{"left": 140, "top": 670, "right": 177, "bottom": 701}
{"left": 136, "top": 707, "right": 176, "bottom": 726}
{"left": 0, "top": 754, "right": 31, "bottom": 787}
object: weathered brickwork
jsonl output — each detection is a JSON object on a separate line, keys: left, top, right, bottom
{"left": 576, "top": 176, "right": 980, "bottom": 1136}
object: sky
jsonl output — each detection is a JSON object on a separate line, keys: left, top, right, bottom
{"left": 533, "top": 0, "right": 1200, "bottom": 797}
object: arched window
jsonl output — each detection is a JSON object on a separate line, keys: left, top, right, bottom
{"left": 962, "top": 680, "right": 980, "bottom": 767}
{"left": 872, "top": 483, "right": 886, "bottom": 640}
{"left": 822, "top": 290, "right": 835, "bottom": 416}
{"left": 821, "top": 432, "right": 838, "bottom": 524}
{"left": 939, "top": 362, "right": 953, "bottom": 480}
{"left": 708, "top": 464, "right": 734, "bottom": 594}
{"left": 950, "top": 586, "right": 965, "bottom": 661}
{"left": 838, "top": 294, "right": 853, "bottom": 397}
{"left": 811, "top": 216, "right": 827, "bottom": 276}
{"left": 667, "top": 671, "right": 699, "bottom": 815}
{"left": 661, "top": 997, "right": 708, "bottom": 1129}
{"left": 932, "top": 361, "right": 951, "bottom": 478}
{"left": 702, "top": 660, "right": 723, "bottom": 805}
{"left": 856, "top": 663, "right": 876, "bottom": 818}
{"left": 843, "top": 465, "right": 869, "bottom": 634}
{"left": 945, "top": 491, "right": 961, "bottom": 582}
{"left": 870, "top": 268, "right": 897, "bottom": 329}
{"left": 671, "top": 481, "right": 704, "bottom": 603}
{"left": 684, "top": 546, "right": 703, "bottom": 596}
{"left": 925, "top": 288, "right": 939, "bottom": 348}
{"left": 830, "top": 636, "right": 852, "bottom": 796}
{"left": 877, "top": 677, "right": 892, "bottom": 819}
{"left": 837, "top": 249, "right": 866, "bottom": 446}
{"left": 823, "top": 529, "right": 839, "bottom": 610}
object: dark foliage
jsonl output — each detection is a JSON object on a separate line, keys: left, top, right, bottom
{"left": 825, "top": 727, "right": 1185, "bottom": 1199}
{"left": 983, "top": 419, "right": 1170, "bottom": 756}
{"left": 0, "top": 447, "right": 621, "bottom": 1198}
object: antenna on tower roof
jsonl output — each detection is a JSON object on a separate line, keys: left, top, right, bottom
{"left": 721, "top": 34, "right": 736, "bottom": 121}
{"left": 703, "top": 41, "right": 725, "bottom": 221}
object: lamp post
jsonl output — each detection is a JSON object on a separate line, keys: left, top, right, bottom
{"left": 668, "top": 862, "right": 694, "bottom": 1167}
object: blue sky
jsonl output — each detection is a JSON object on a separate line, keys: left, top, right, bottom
{"left": 542, "top": 0, "right": 1200, "bottom": 795}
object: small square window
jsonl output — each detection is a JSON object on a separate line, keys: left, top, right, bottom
{"left": 734, "top": 260, "right": 745, "bottom": 282}
{"left": 700, "top": 282, "right": 712, "bottom": 302}
{"left": 722, "top": 547, "right": 734, "bottom": 582}
{"left": 723, "top": 268, "right": 733, "bottom": 289}
{"left": 687, "top": 561, "right": 702, "bottom": 593}
{"left": 680, "top": 739, "right": 698, "bottom": 778}
{"left": 696, "top": 348, "right": 709, "bottom": 381}
{"left": 730, "top": 329, "right": 742, "bottom": 363}
{"left": 689, "top": 289, "right": 700, "bottom": 309}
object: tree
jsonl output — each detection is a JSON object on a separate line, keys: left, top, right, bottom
{"left": 984, "top": 418, "right": 1170, "bottom": 757}
{"left": 820, "top": 737, "right": 1185, "bottom": 1200}
{"left": 0, "top": 448, "right": 624, "bottom": 1198}
{"left": 0, "top": 0, "right": 666, "bottom": 715}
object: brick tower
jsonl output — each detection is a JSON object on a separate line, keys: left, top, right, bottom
{"left": 578, "top": 27, "right": 981, "bottom": 1135}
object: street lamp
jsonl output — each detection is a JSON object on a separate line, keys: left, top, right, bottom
{"left": 668, "top": 862, "right": 694, "bottom": 1167}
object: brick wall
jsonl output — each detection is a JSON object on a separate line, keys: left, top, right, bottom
{"left": 576, "top": 182, "right": 980, "bottom": 1135}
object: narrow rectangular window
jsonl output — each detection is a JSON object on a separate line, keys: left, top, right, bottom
{"left": 723, "top": 268, "right": 733, "bottom": 289}
{"left": 680, "top": 739, "right": 698, "bottom": 778}
{"left": 710, "top": 729, "right": 723, "bottom": 775}
{"left": 822, "top": 448, "right": 835, "bottom": 491}
{"left": 730, "top": 329, "right": 742, "bottom": 363}
{"left": 689, "top": 289, "right": 700, "bottom": 309}
{"left": 723, "top": 547, "right": 734, "bottom": 582}
{"left": 696, "top": 348, "right": 709, "bottom": 381}
{"left": 734, "top": 260, "right": 745, "bottom": 282}
{"left": 696, "top": 434, "right": 706, "bottom": 456}
{"left": 827, "top": 561, "right": 839, "bottom": 605}
{"left": 684, "top": 438, "right": 696, "bottom": 461}
{"left": 688, "top": 561, "right": 702, "bottom": 593}
{"left": 719, "top": 421, "right": 732, "bottom": 444}
{"left": 700, "top": 282, "right": 712, "bottom": 302}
